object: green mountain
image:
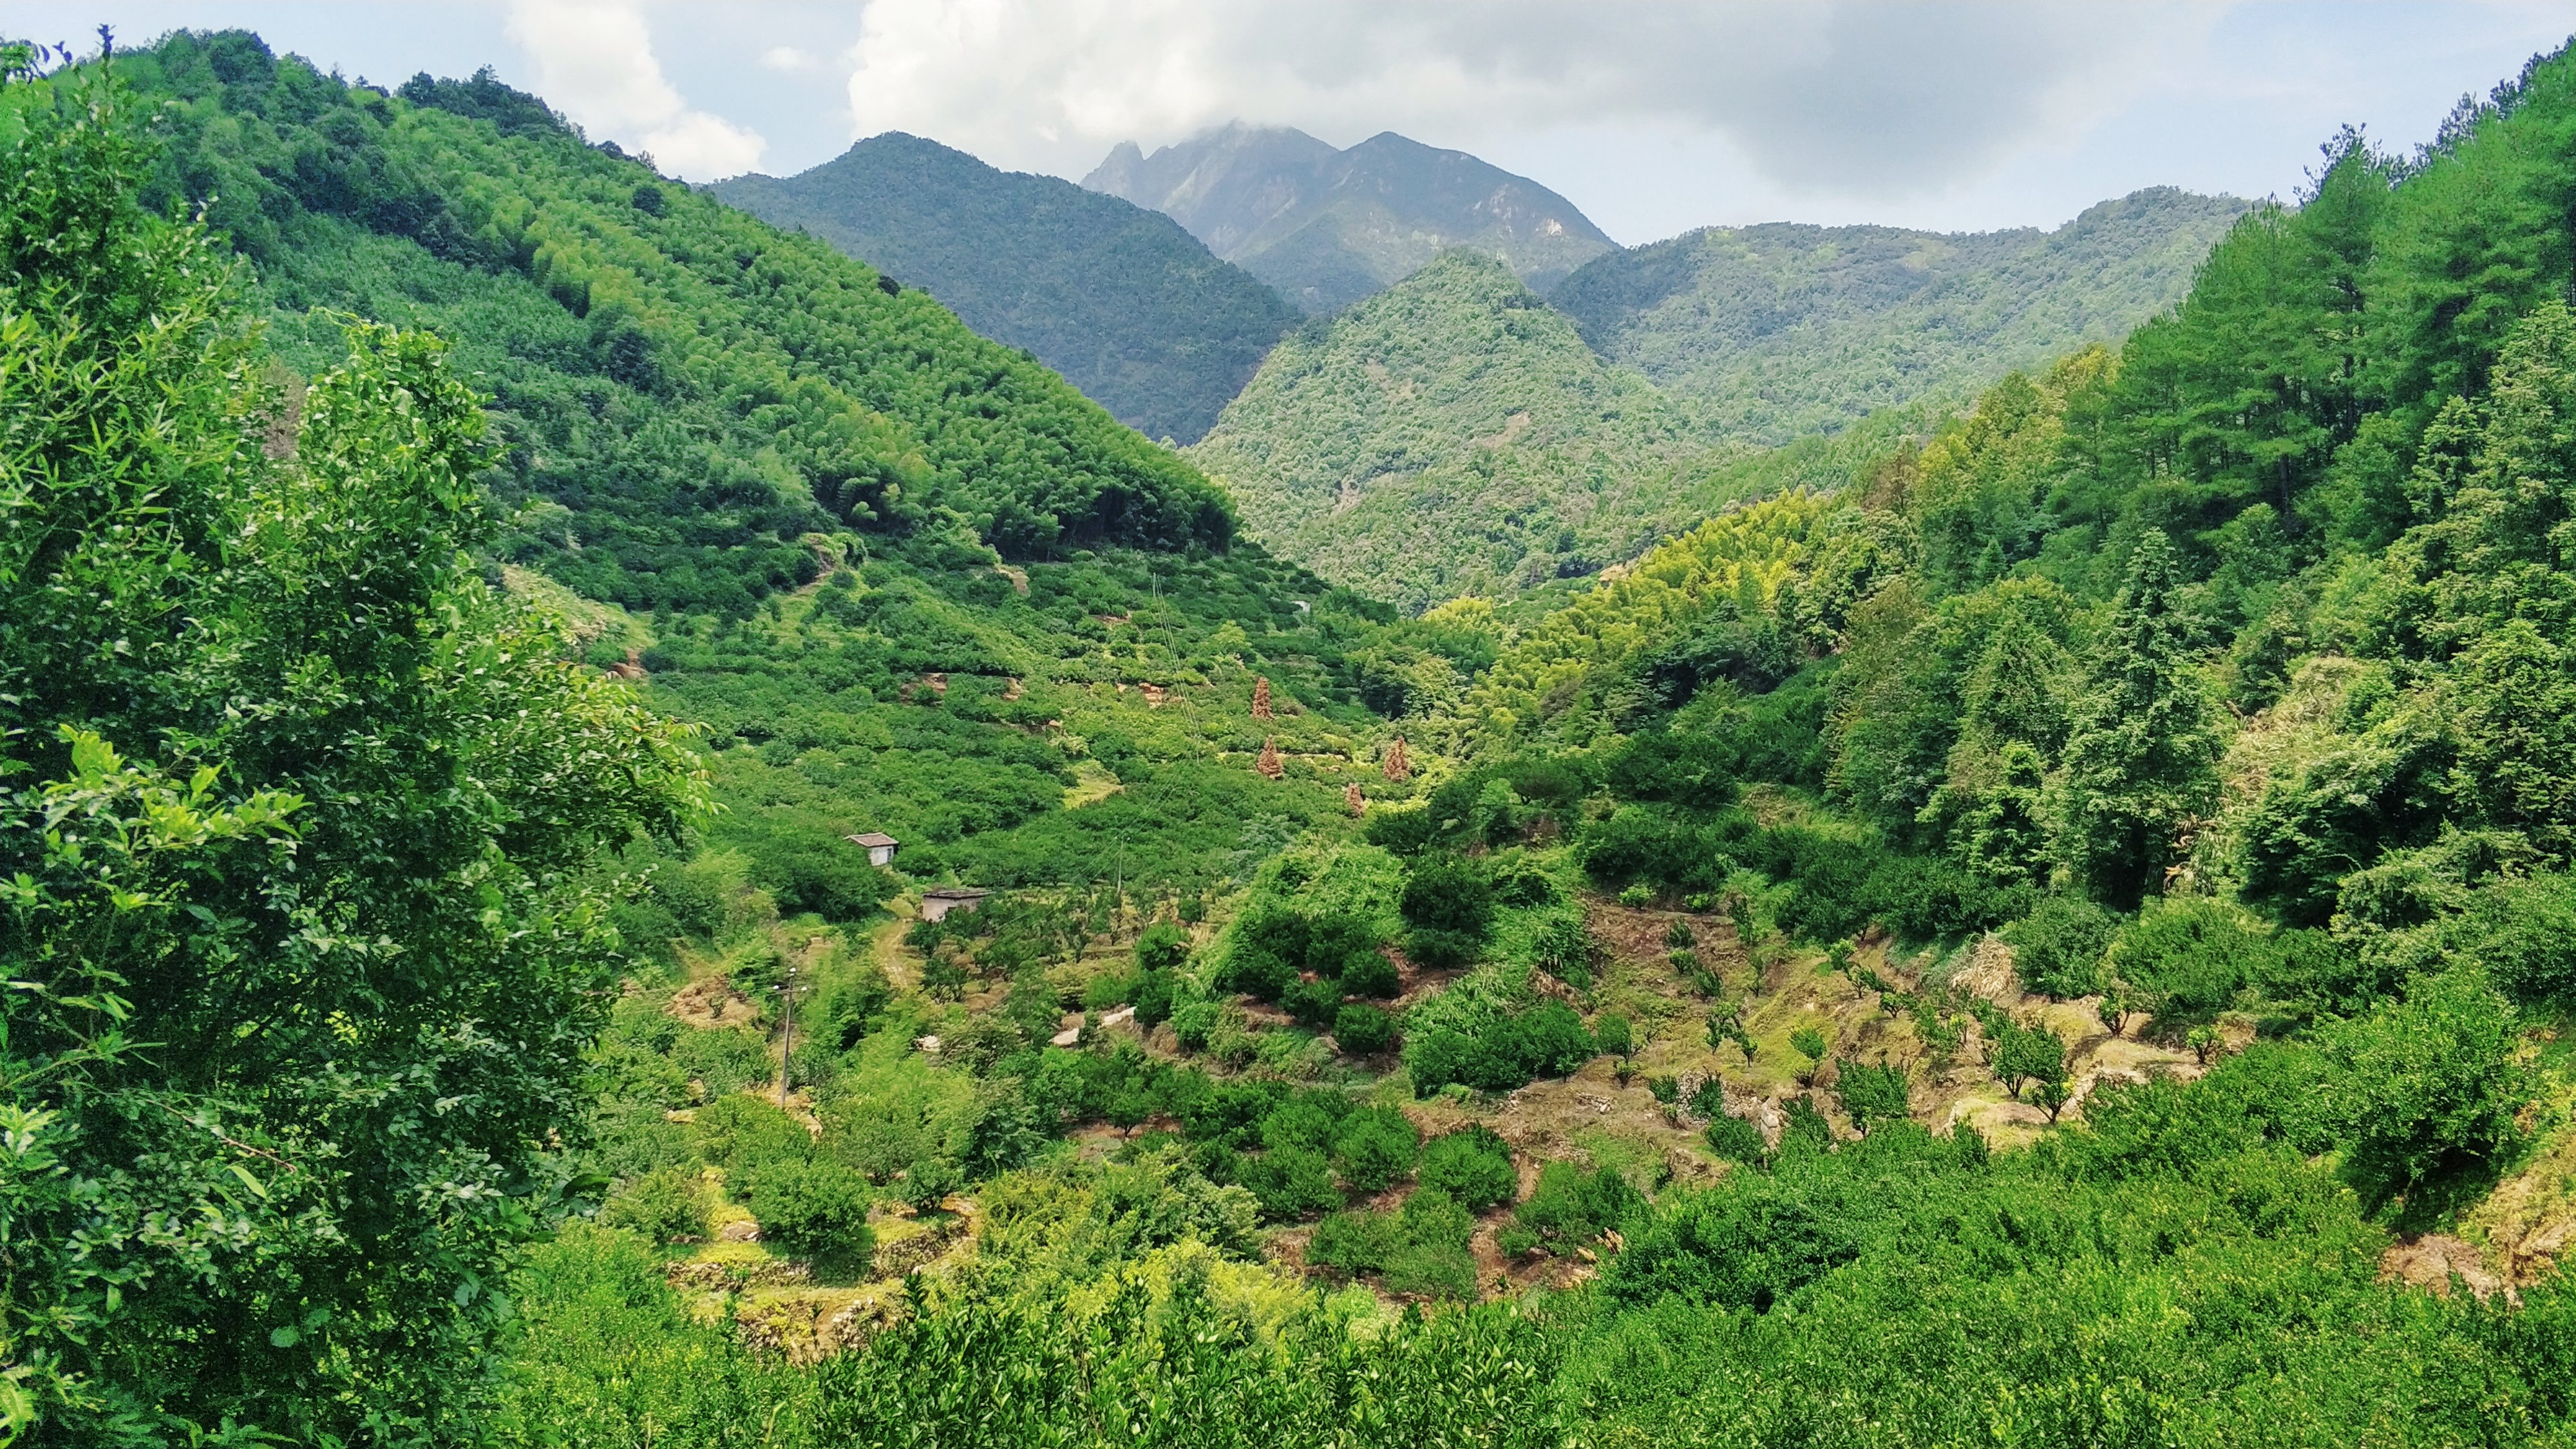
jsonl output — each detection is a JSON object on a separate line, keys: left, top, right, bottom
{"left": 713, "top": 133, "right": 1296, "bottom": 444}
{"left": 30, "top": 23, "right": 2576, "bottom": 1449}
{"left": 1187, "top": 249, "right": 1915, "bottom": 608}
{"left": 1085, "top": 123, "right": 1617, "bottom": 312}
{"left": 1551, "top": 187, "right": 2250, "bottom": 442}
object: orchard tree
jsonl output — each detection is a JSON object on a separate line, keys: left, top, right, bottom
{"left": 0, "top": 55, "right": 703, "bottom": 1443}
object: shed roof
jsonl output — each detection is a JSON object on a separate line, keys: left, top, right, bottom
{"left": 846, "top": 832, "right": 900, "bottom": 848}
{"left": 922, "top": 886, "right": 990, "bottom": 900}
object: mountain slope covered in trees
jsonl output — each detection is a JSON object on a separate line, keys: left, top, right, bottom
{"left": 20, "top": 24, "right": 2576, "bottom": 1449}
{"left": 1189, "top": 249, "right": 1933, "bottom": 606}
{"left": 1548, "top": 186, "right": 2248, "bottom": 442}
{"left": 714, "top": 133, "right": 1297, "bottom": 444}
{"left": 1086, "top": 123, "right": 1617, "bottom": 312}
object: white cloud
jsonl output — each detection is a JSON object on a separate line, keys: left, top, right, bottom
{"left": 841, "top": 1, "right": 2211, "bottom": 198}
{"left": 762, "top": 44, "right": 821, "bottom": 73}
{"left": 506, "top": 0, "right": 766, "bottom": 178}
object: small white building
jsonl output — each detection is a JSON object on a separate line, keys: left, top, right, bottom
{"left": 846, "top": 831, "right": 900, "bottom": 867}
{"left": 919, "top": 886, "right": 990, "bottom": 923}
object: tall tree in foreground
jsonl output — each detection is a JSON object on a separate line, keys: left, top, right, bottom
{"left": 0, "top": 52, "right": 703, "bottom": 1444}
{"left": 2054, "top": 530, "right": 2221, "bottom": 907}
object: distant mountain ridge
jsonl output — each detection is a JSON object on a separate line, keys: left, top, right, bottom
{"left": 1551, "top": 187, "right": 2251, "bottom": 442}
{"left": 715, "top": 133, "right": 1297, "bottom": 443}
{"left": 1086, "top": 123, "right": 1616, "bottom": 313}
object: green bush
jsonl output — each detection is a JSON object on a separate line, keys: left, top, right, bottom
{"left": 735, "top": 1157, "right": 875, "bottom": 1270}
{"left": 1401, "top": 857, "right": 1493, "bottom": 967}
{"left": 1603, "top": 1180, "right": 1859, "bottom": 1311}
{"left": 2106, "top": 896, "right": 2271, "bottom": 1022}
{"left": 1331, "top": 1106, "right": 1420, "bottom": 1193}
{"left": 1171, "top": 1001, "right": 1222, "bottom": 1053}
{"left": 2003, "top": 894, "right": 2118, "bottom": 998}
{"left": 1832, "top": 1061, "right": 1912, "bottom": 1133}
{"left": 1520, "top": 1001, "right": 1597, "bottom": 1077}
{"left": 2324, "top": 965, "right": 2533, "bottom": 1217}
{"left": 1594, "top": 1012, "right": 1634, "bottom": 1059}
{"left": 1340, "top": 951, "right": 1402, "bottom": 999}
{"left": 1332, "top": 1002, "right": 1398, "bottom": 1056}
{"left": 693, "top": 1095, "right": 812, "bottom": 1175}
{"left": 1383, "top": 1188, "right": 1479, "bottom": 1300}
{"left": 1419, "top": 1126, "right": 1517, "bottom": 1211}
{"left": 1281, "top": 976, "right": 1344, "bottom": 1031}
{"left": 1307, "top": 1208, "right": 1400, "bottom": 1276}
{"left": 1237, "top": 1145, "right": 1340, "bottom": 1222}
{"left": 599, "top": 1166, "right": 712, "bottom": 1244}
{"left": 1511, "top": 1161, "right": 1642, "bottom": 1251}
{"left": 672, "top": 1026, "right": 775, "bottom": 1101}
{"left": 1704, "top": 1114, "right": 1768, "bottom": 1165}
{"left": 1133, "top": 921, "right": 1193, "bottom": 972}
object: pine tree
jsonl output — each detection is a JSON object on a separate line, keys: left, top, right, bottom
{"left": 1252, "top": 676, "right": 1273, "bottom": 720}
{"left": 1257, "top": 738, "right": 1283, "bottom": 779}
{"left": 1346, "top": 782, "right": 1365, "bottom": 815}
{"left": 1383, "top": 736, "right": 1412, "bottom": 781}
{"left": 1964, "top": 740, "right": 2051, "bottom": 886}
{"left": 2055, "top": 529, "right": 2221, "bottom": 907}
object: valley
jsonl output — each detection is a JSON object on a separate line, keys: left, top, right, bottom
{"left": 8, "top": 21, "right": 2576, "bottom": 1449}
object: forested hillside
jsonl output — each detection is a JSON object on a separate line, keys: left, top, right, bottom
{"left": 1549, "top": 187, "right": 2248, "bottom": 442}
{"left": 715, "top": 134, "right": 1296, "bottom": 444}
{"left": 17, "top": 23, "right": 2576, "bottom": 1449}
{"left": 1086, "top": 123, "right": 1617, "bottom": 312}
{"left": 1191, "top": 249, "right": 1935, "bottom": 606}
{"left": 129, "top": 39, "right": 1231, "bottom": 621}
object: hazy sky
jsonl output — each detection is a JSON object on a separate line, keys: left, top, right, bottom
{"left": 9, "top": 2, "right": 2571, "bottom": 243}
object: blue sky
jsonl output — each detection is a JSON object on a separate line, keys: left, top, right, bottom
{"left": 8, "top": 2, "right": 2570, "bottom": 244}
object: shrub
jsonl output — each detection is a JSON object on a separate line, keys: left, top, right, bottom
{"left": 1171, "top": 1001, "right": 1222, "bottom": 1053}
{"left": 672, "top": 1026, "right": 774, "bottom": 1101}
{"left": 1332, "top": 1106, "right": 1420, "bottom": 1193}
{"left": 1132, "top": 969, "right": 1177, "bottom": 1028}
{"left": 1384, "top": 1187, "right": 1478, "bottom": 1300}
{"left": 1280, "top": 976, "right": 1344, "bottom": 1031}
{"left": 1833, "top": 1060, "right": 1911, "bottom": 1133}
{"left": 1991, "top": 1024, "right": 2069, "bottom": 1101}
{"left": 2324, "top": 965, "right": 2533, "bottom": 1216}
{"left": 2454, "top": 871, "right": 2576, "bottom": 1006}
{"left": 1594, "top": 1012, "right": 1634, "bottom": 1059}
{"left": 1512, "top": 1161, "right": 1643, "bottom": 1251}
{"left": 1340, "top": 950, "right": 1401, "bottom": 999}
{"left": 600, "top": 1166, "right": 710, "bottom": 1244}
{"left": 1134, "top": 921, "right": 1192, "bottom": 972}
{"left": 1306, "top": 1208, "right": 1399, "bottom": 1276}
{"left": 1419, "top": 1126, "right": 1517, "bottom": 1211}
{"left": 1779, "top": 1097, "right": 1835, "bottom": 1156}
{"left": 735, "top": 1157, "right": 875, "bottom": 1271}
{"left": 1238, "top": 1145, "right": 1340, "bottom": 1222}
{"left": 2107, "top": 896, "right": 2270, "bottom": 1021}
{"left": 1402, "top": 857, "right": 1493, "bottom": 967}
{"left": 2004, "top": 894, "right": 2117, "bottom": 998}
{"left": 693, "top": 1095, "right": 812, "bottom": 1175}
{"left": 1332, "top": 1002, "right": 1397, "bottom": 1056}
{"left": 1705, "top": 1114, "right": 1768, "bottom": 1165}
{"left": 1602, "top": 1180, "right": 1859, "bottom": 1311}
{"left": 1520, "top": 1001, "right": 1597, "bottom": 1077}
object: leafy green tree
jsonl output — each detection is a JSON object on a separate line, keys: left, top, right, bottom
{"left": 0, "top": 56, "right": 702, "bottom": 1444}
{"left": 1832, "top": 1061, "right": 1912, "bottom": 1134}
{"left": 2324, "top": 965, "right": 2532, "bottom": 1217}
{"left": 1961, "top": 741, "right": 2052, "bottom": 887}
{"left": 1992, "top": 1024, "right": 2070, "bottom": 1102}
{"left": 2054, "top": 530, "right": 2222, "bottom": 907}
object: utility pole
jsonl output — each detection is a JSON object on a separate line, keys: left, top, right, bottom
{"left": 777, "top": 963, "right": 796, "bottom": 1109}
